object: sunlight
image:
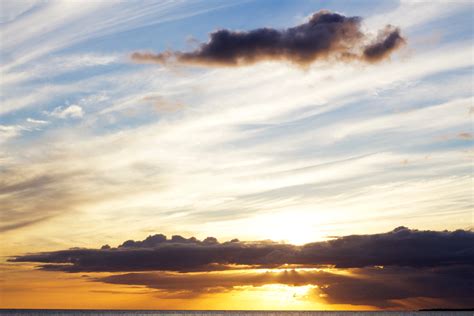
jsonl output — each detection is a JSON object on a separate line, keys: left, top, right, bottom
{"left": 230, "top": 284, "right": 322, "bottom": 310}
{"left": 253, "top": 211, "right": 328, "bottom": 244}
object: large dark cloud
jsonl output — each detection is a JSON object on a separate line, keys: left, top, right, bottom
{"left": 10, "top": 227, "right": 474, "bottom": 309}
{"left": 320, "top": 265, "right": 474, "bottom": 308}
{"left": 10, "top": 227, "right": 474, "bottom": 272}
{"left": 299, "top": 226, "right": 474, "bottom": 268}
{"left": 96, "top": 265, "right": 474, "bottom": 308}
{"left": 131, "top": 11, "right": 405, "bottom": 67}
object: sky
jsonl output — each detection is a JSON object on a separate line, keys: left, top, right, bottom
{"left": 0, "top": 0, "right": 473, "bottom": 311}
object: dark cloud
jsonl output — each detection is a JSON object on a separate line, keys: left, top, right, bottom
{"left": 320, "top": 265, "right": 474, "bottom": 308}
{"left": 10, "top": 227, "right": 474, "bottom": 272}
{"left": 10, "top": 227, "right": 474, "bottom": 309}
{"left": 96, "top": 265, "right": 473, "bottom": 308}
{"left": 131, "top": 11, "right": 405, "bottom": 67}
{"left": 363, "top": 25, "right": 405, "bottom": 62}
{"left": 299, "top": 226, "right": 474, "bottom": 268}
{"left": 98, "top": 269, "right": 313, "bottom": 298}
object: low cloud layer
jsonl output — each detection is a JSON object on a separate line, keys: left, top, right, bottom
{"left": 11, "top": 227, "right": 473, "bottom": 272}
{"left": 97, "top": 265, "right": 473, "bottom": 308}
{"left": 131, "top": 11, "right": 405, "bottom": 67}
{"left": 10, "top": 227, "right": 474, "bottom": 309}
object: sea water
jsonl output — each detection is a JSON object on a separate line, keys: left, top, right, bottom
{"left": 0, "top": 311, "right": 472, "bottom": 316}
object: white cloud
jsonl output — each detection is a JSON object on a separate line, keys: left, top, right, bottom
{"left": 0, "top": 1, "right": 239, "bottom": 73}
{"left": 49, "top": 105, "right": 84, "bottom": 119}
{"left": 1, "top": 53, "right": 121, "bottom": 87}
{"left": 0, "top": 125, "right": 22, "bottom": 143}
{"left": 0, "top": 117, "right": 50, "bottom": 143}
{"left": 364, "top": 0, "right": 472, "bottom": 31}
{"left": 26, "top": 117, "right": 49, "bottom": 124}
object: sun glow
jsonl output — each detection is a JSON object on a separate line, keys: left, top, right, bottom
{"left": 253, "top": 211, "right": 328, "bottom": 244}
{"left": 0, "top": 265, "right": 374, "bottom": 310}
{"left": 201, "top": 283, "right": 324, "bottom": 310}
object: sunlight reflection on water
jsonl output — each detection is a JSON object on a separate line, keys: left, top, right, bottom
{"left": 0, "top": 311, "right": 472, "bottom": 316}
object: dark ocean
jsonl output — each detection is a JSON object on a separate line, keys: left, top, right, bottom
{"left": 0, "top": 311, "right": 472, "bottom": 316}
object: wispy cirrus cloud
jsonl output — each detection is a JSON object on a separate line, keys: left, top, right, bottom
{"left": 0, "top": 1, "right": 237, "bottom": 71}
{"left": 0, "top": 117, "right": 49, "bottom": 144}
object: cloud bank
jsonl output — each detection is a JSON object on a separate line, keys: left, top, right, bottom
{"left": 131, "top": 11, "right": 405, "bottom": 67}
{"left": 10, "top": 227, "right": 474, "bottom": 309}
{"left": 11, "top": 227, "right": 473, "bottom": 272}
{"left": 10, "top": 227, "right": 474, "bottom": 308}
{"left": 97, "top": 265, "right": 473, "bottom": 308}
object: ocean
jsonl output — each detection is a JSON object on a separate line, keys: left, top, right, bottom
{"left": 0, "top": 311, "right": 472, "bottom": 316}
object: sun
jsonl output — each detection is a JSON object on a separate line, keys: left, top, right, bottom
{"left": 254, "top": 211, "right": 328, "bottom": 245}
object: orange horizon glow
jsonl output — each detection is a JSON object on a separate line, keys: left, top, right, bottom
{"left": 0, "top": 265, "right": 378, "bottom": 311}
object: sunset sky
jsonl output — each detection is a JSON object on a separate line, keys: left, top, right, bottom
{"left": 0, "top": 0, "right": 473, "bottom": 310}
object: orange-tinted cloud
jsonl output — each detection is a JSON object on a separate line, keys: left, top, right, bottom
{"left": 142, "top": 95, "right": 184, "bottom": 112}
{"left": 457, "top": 132, "right": 472, "bottom": 139}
